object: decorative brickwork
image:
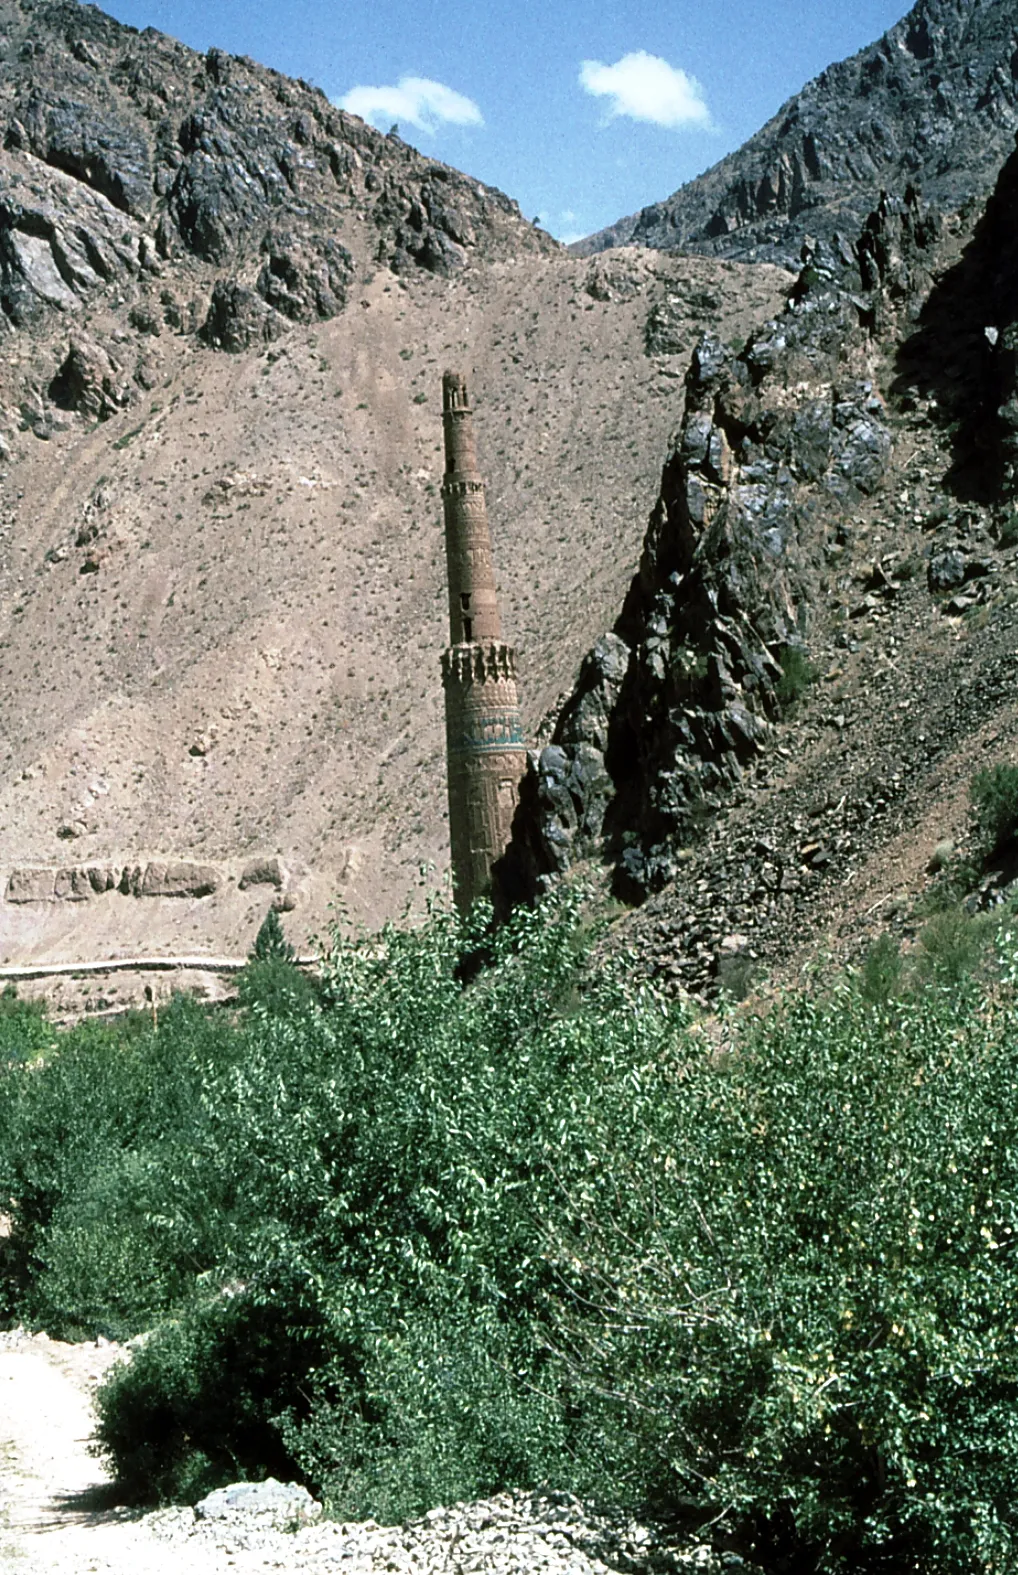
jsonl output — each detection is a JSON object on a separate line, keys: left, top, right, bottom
{"left": 440, "top": 371, "right": 526, "bottom": 913}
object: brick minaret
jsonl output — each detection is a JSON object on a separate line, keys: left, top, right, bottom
{"left": 440, "top": 371, "right": 525, "bottom": 913}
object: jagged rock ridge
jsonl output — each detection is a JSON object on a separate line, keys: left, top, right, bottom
{"left": 0, "top": 0, "right": 555, "bottom": 357}
{"left": 507, "top": 147, "right": 1018, "bottom": 996}
{"left": 573, "top": 0, "right": 1018, "bottom": 267}
{"left": 500, "top": 192, "right": 940, "bottom": 906}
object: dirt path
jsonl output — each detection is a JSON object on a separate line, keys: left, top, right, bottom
{"left": 0, "top": 1330, "right": 232, "bottom": 1574}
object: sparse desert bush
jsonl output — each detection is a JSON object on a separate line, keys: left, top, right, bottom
{"left": 971, "top": 761, "right": 1018, "bottom": 853}
{"left": 859, "top": 929, "right": 902, "bottom": 1003}
{"left": 775, "top": 644, "right": 817, "bottom": 711}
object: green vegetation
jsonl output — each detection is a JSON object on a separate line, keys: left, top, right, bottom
{"left": 4, "top": 894, "right": 1018, "bottom": 1570}
{"left": 775, "top": 644, "right": 818, "bottom": 711}
{"left": 971, "top": 762, "right": 1018, "bottom": 854}
{"left": 250, "top": 906, "right": 295, "bottom": 963}
{"left": 111, "top": 423, "right": 146, "bottom": 450}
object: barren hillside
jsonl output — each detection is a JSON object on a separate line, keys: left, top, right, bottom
{"left": 0, "top": 0, "right": 791, "bottom": 967}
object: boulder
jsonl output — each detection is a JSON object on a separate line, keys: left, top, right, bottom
{"left": 195, "top": 1479, "right": 321, "bottom": 1531}
{"left": 87, "top": 865, "right": 120, "bottom": 893}
{"left": 928, "top": 548, "right": 967, "bottom": 592}
{"left": 238, "top": 855, "right": 287, "bottom": 890}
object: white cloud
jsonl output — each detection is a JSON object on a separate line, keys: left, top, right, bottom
{"left": 340, "top": 76, "right": 483, "bottom": 133}
{"left": 579, "top": 50, "right": 710, "bottom": 128}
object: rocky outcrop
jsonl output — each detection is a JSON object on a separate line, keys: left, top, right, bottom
{"left": 5, "top": 860, "right": 220, "bottom": 901}
{"left": 0, "top": 0, "right": 556, "bottom": 362}
{"left": 895, "top": 134, "right": 1018, "bottom": 500}
{"left": 124, "top": 862, "right": 220, "bottom": 898}
{"left": 11, "top": 89, "right": 152, "bottom": 216}
{"left": 238, "top": 855, "right": 287, "bottom": 891}
{"left": 501, "top": 204, "right": 917, "bottom": 904}
{"left": 255, "top": 230, "right": 354, "bottom": 323}
{"left": 574, "top": 0, "right": 1018, "bottom": 268}
{"left": 496, "top": 634, "right": 629, "bottom": 904}
{"left": 0, "top": 159, "right": 156, "bottom": 329}
{"left": 48, "top": 336, "right": 134, "bottom": 418}
{"left": 199, "top": 280, "right": 284, "bottom": 353}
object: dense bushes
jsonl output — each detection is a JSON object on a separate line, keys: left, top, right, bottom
{"left": 4, "top": 898, "right": 1018, "bottom": 1570}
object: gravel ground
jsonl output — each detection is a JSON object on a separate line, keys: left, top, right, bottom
{"left": 0, "top": 1328, "right": 755, "bottom": 1575}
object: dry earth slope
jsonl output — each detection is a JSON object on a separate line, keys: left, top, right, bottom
{"left": 0, "top": 0, "right": 792, "bottom": 970}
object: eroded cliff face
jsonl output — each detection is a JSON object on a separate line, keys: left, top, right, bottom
{"left": 574, "top": 0, "right": 1018, "bottom": 268}
{"left": 500, "top": 194, "right": 942, "bottom": 905}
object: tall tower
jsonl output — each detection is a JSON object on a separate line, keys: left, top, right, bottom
{"left": 440, "top": 371, "right": 526, "bottom": 913}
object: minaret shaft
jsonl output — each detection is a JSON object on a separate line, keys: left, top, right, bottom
{"left": 442, "top": 375, "right": 501, "bottom": 645}
{"left": 440, "top": 371, "right": 525, "bottom": 914}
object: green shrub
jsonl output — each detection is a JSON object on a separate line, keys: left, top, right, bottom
{"left": 914, "top": 906, "right": 993, "bottom": 986}
{"left": 97, "top": 1256, "right": 335, "bottom": 1502}
{"left": 237, "top": 958, "right": 318, "bottom": 1016}
{"left": 7, "top": 896, "right": 1018, "bottom": 1569}
{"left": 971, "top": 762, "right": 1018, "bottom": 854}
{"left": 90, "top": 890, "right": 616, "bottom": 1507}
{"left": 775, "top": 644, "right": 817, "bottom": 711}
{"left": 543, "top": 967, "right": 1018, "bottom": 1571}
{"left": 859, "top": 930, "right": 902, "bottom": 1004}
{"left": 250, "top": 907, "right": 294, "bottom": 963}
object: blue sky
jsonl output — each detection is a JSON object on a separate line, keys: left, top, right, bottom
{"left": 101, "top": 0, "right": 909, "bottom": 241}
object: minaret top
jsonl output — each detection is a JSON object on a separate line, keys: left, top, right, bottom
{"left": 442, "top": 370, "right": 470, "bottom": 413}
{"left": 442, "top": 369, "right": 480, "bottom": 477}
{"left": 440, "top": 370, "right": 500, "bottom": 644}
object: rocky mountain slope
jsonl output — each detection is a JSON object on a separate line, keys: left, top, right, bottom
{"left": 7, "top": 0, "right": 1018, "bottom": 1000}
{"left": 504, "top": 156, "right": 1018, "bottom": 996}
{"left": 0, "top": 0, "right": 792, "bottom": 971}
{"left": 574, "top": 0, "right": 1018, "bottom": 267}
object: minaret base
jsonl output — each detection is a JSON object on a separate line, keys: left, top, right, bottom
{"left": 442, "top": 642, "right": 526, "bottom": 914}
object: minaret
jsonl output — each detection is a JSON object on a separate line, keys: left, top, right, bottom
{"left": 440, "top": 371, "right": 526, "bottom": 913}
